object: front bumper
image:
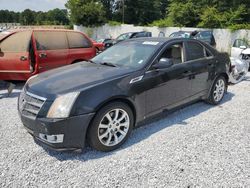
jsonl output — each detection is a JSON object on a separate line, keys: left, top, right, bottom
{"left": 20, "top": 113, "right": 95, "bottom": 150}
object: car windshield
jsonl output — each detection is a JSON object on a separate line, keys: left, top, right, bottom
{"left": 194, "top": 31, "right": 212, "bottom": 40}
{"left": 169, "top": 32, "right": 191, "bottom": 38}
{"left": 92, "top": 40, "right": 161, "bottom": 69}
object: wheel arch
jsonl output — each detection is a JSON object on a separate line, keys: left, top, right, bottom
{"left": 206, "top": 72, "right": 228, "bottom": 101}
{"left": 85, "top": 97, "right": 137, "bottom": 146}
{"left": 71, "top": 59, "right": 85, "bottom": 64}
{"left": 93, "top": 97, "right": 137, "bottom": 127}
{"left": 219, "top": 72, "right": 229, "bottom": 83}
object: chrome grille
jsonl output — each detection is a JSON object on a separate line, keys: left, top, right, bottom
{"left": 19, "top": 91, "right": 46, "bottom": 119}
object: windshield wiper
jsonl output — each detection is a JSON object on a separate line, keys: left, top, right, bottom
{"left": 100, "top": 62, "right": 117, "bottom": 67}
{"left": 86, "top": 60, "right": 96, "bottom": 64}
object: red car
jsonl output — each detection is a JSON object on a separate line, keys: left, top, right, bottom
{"left": 91, "top": 39, "right": 105, "bottom": 53}
{"left": 0, "top": 29, "right": 96, "bottom": 81}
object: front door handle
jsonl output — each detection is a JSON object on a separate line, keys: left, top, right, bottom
{"left": 20, "top": 56, "right": 28, "bottom": 61}
{"left": 39, "top": 53, "right": 47, "bottom": 58}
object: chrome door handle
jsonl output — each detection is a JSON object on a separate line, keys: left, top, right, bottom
{"left": 39, "top": 53, "right": 47, "bottom": 58}
{"left": 20, "top": 56, "right": 28, "bottom": 61}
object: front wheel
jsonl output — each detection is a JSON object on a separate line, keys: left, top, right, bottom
{"left": 206, "top": 76, "right": 227, "bottom": 105}
{"left": 88, "top": 102, "right": 134, "bottom": 152}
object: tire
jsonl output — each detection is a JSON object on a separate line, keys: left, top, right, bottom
{"left": 95, "top": 48, "right": 99, "bottom": 54}
{"left": 206, "top": 76, "right": 227, "bottom": 105}
{"left": 87, "top": 102, "right": 134, "bottom": 152}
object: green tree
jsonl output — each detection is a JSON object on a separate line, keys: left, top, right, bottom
{"left": 47, "top": 9, "right": 69, "bottom": 25}
{"left": 166, "top": 1, "right": 200, "bottom": 27}
{"left": 65, "top": 0, "right": 105, "bottom": 26}
{"left": 35, "top": 11, "right": 47, "bottom": 25}
{"left": 153, "top": 0, "right": 250, "bottom": 28}
{"left": 20, "top": 9, "right": 35, "bottom": 25}
{"left": 100, "top": 0, "right": 115, "bottom": 20}
{"left": 113, "top": 0, "right": 164, "bottom": 25}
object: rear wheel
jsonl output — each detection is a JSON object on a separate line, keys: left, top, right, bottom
{"left": 95, "top": 47, "right": 100, "bottom": 54}
{"left": 206, "top": 76, "right": 226, "bottom": 105}
{"left": 88, "top": 102, "right": 134, "bottom": 152}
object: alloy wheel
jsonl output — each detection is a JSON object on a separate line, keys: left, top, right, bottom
{"left": 213, "top": 79, "right": 225, "bottom": 102}
{"left": 98, "top": 108, "right": 130, "bottom": 147}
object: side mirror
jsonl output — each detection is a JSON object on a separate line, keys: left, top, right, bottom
{"left": 152, "top": 58, "right": 173, "bottom": 70}
{"left": 240, "top": 45, "right": 247, "bottom": 49}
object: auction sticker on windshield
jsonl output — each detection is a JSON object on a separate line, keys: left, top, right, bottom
{"left": 142, "top": 41, "right": 159, "bottom": 45}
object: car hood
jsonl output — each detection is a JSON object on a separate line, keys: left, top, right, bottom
{"left": 27, "top": 62, "right": 133, "bottom": 99}
{"left": 242, "top": 48, "right": 250, "bottom": 55}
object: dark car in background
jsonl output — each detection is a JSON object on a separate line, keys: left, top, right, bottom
{"left": 18, "top": 38, "right": 230, "bottom": 152}
{"left": 170, "top": 30, "right": 216, "bottom": 47}
{"left": 104, "top": 31, "right": 152, "bottom": 48}
{"left": 0, "top": 29, "right": 96, "bottom": 81}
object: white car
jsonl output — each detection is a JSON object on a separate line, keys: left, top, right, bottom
{"left": 229, "top": 57, "right": 249, "bottom": 84}
{"left": 231, "top": 39, "right": 250, "bottom": 67}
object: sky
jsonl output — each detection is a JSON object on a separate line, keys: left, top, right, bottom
{"left": 0, "top": 0, "right": 68, "bottom": 12}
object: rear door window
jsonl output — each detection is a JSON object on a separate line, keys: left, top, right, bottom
{"left": 0, "top": 31, "right": 32, "bottom": 52}
{"left": 34, "top": 31, "right": 68, "bottom": 50}
{"left": 67, "top": 32, "right": 92, "bottom": 49}
{"left": 186, "top": 41, "right": 205, "bottom": 61}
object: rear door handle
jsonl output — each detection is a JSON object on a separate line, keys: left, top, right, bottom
{"left": 20, "top": 56, "right": 28, "bottom": 61}
{"left": 39, "top": 53, "right": 47, "bottom": 58}
{"left": 208, "top": 63, "right": 215, "bottom": 67}
{"left": 182, "top": 70, "right": 192, "bottom": 77}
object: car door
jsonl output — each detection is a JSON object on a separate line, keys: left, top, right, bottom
{"left": 0, "top": 31, "right": 32, "bottom": 80}
{"left": 33, "top": 31, "right": 69, "bottom": 73}
{"left": 67, "top": 32, "right": 95, "bottom": 63}
{"left": 231, "top": 39, "right": 248, "bottom": 58}
{"left": 143, "top": 41, "right": 193, "bottom": 116}
{"left": 185, "top": 41, "right": 212, "bottom": 95}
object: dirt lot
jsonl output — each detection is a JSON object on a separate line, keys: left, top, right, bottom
{"left": 0, "top": 75, "right": 249, "bottom": 187}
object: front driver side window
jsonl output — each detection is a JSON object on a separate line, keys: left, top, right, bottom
{"left": 159, "top": 43, "right": 184, "bottom": 65}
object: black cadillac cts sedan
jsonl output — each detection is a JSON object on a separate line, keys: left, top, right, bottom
{"left": 18, "top": 38, "right": 231, "bottom": 152}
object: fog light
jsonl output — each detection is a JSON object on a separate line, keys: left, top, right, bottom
{"left": 39, "top": 133, "right": 64, "bottom": 144}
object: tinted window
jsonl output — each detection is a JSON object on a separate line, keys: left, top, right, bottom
{"left": 67, "top": 32, "right": 92, "bottom": 49}
{"left": 34, "top": 31, "right": 68, "bottom": 50}
{"left": 0, "top": 31, "right": 32, "bottom": 52}
{"left": 186, "top": 42, "right": 205, "bottom": 61}
{"left": 132, "top": 32, "right": 152, "bottom": 38}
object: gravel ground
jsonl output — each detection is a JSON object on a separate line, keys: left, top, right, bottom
{"left": 0, "top": 75, "right": 250, "bottom": 187}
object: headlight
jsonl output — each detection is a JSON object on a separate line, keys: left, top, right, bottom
{"left": 47, "top": 92, "right": 80, "bottom": 118}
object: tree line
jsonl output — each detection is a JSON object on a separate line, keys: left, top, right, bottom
{"left": 0, "top": 9, "right": 69, "bottom": 25}
{"left": 0, "top": 0, "right": 249, "bottom": 29}
{"left": 65, "top": 0, "right": 250, "bottom": 29}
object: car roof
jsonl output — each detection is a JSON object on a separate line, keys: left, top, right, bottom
{"left": 120, "top": 31, "right": 148, "bottom": 35}
{"left": 1, "top": 29, "right": 82, "bottom": 33}
{"left": 128, "top": 37, "right": 199, "bottom": 43}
